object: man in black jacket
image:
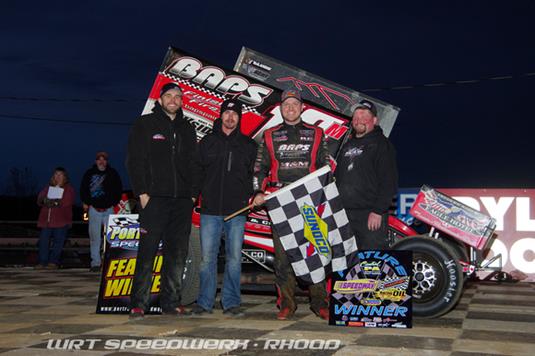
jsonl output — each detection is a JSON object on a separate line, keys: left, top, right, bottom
{"left": 190, "top": 99, "right": 257, "bottom": 317}
{"left": 126, "top": 82, "right": 197, "bottom": 320}
{"left": 335, "top": 99, "right": 398, "bottom": 250}
{"left": 80, "top": 151, "right": 122, "bottom": 272}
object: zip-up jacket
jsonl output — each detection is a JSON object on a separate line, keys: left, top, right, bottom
{"left": 126, "top": 102, "right": 197, "bottom": 198}
{"left": 192, "top": 119, "right": 257, "bottom": 216}
{"left": 37, "top": 184, "right": 75, "bottom": 228}
{"left": 80, "top": 165, "right": 122, "bottom": 209}
{"left": 253, "top": 120, "right": 329, "bottom": 192}
{"left": 334, "top": 126, "right": 398, "bottom": 214}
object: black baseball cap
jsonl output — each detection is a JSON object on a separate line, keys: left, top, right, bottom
{"left": 159, "top": 82, "right": 183, "bottom": 97}
{"left": 281, "top": 89, "right": 303, "bottom": 103}
{"left": 352, "top": 99, "right": 377, "bottom": 116}
{"left": 220, "top": 99, "right": 243, "bottom": 118}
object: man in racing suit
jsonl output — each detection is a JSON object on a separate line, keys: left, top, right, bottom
{"left": 252, "top": 89, "right": 330, "bottom": 320}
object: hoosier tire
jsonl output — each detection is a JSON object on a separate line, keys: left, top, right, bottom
{"left": 180, "top": 225, "right": 201, "bottom": 305}
{"left": 392, "top": 236, "right": 463, "bottom": 318}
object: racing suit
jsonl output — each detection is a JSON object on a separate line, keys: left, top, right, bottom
{"left": 253, "top": 120, "right": 330, "bottom": 313}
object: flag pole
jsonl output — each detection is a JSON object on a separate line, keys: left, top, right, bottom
{"left": 224, "top": 204, "right": 252, "bottom": 221}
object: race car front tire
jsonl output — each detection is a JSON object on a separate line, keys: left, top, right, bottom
{"left": 392, "top": 236, "right": 464, "bottom": 318}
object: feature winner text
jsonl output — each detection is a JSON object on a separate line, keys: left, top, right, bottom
{"left": 104, "top": 256, "right": 162, "bottom": 297}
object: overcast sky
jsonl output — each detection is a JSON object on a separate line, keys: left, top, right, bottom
{"left": 1, "top": 0, "right": 534, "bottom": 195}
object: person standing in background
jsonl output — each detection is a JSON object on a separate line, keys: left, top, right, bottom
{"left": 35, "top": 167, "right": 75, "bottom": 270}
{"left": 80, "top": 151, "right": 123, "bottom": 272}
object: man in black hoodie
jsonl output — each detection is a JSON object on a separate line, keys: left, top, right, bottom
{"left": 126, "top": 82, "right": 197, "bottom": 320}
{"left": 80, "top": 151, "right": 123, "bottom": 272}
{"left": 190, "top": 99, "right": 257, "bottom": 317}
{"left": 334, "top": 99, "right": 398, "bottom": 250}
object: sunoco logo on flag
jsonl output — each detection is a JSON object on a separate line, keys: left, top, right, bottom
{"left": 264, "top": 165, "right": 358, "bottom": 284}
{"left": 300, "top": 204, "right": 330, "bottom": 257}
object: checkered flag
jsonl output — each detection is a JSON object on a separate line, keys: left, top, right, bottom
{"left": 265, "top": 165, "right": 358, "bottom": 285}
{"left": 112, "top": 216, "right": 138, "bottom": 228}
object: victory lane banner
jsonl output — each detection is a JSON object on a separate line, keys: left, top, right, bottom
{"left": 329, "top": 250, "right": 412, "bottom": 328}
{"left": 96, "top": 214, "right": 163, "bottom": 314}
{"left": 264, "top": 165, "right": 358, "bottom": 285}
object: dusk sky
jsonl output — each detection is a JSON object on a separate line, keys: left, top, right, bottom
{"left": 1, "top": 1, "right": 534, "bottom": 197}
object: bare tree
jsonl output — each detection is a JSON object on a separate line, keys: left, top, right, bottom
{"left": 4, "top": 167, "right": 39, "bottom": 197}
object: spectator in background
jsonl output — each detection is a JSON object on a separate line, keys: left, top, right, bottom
{"left": 35, "top": 167, "right": 75, "bottom": 270}
{"left": 80, "top": 151, "right": 123, "bottom": 272}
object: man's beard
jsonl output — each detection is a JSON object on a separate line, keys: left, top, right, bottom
{"left": 354, "top": 123, "right": 367, "bottom": 136}
{"left": 162, "top": 105, "right": 179, "bottom": 116}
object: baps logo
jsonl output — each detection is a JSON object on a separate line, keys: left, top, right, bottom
{"left": 300, "top": 204, "right": 330, "bottom": 257}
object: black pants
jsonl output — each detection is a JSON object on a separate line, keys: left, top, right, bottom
{"left": 346, "top": 209, "right": 389, "bottom": 250}
{"left": 130, "top": 197, "right": 192, "bottom": 312}
{"left": 272, "top": 228, "right": 327, "bottom": 313}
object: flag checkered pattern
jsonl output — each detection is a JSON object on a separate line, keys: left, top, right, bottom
{"left": 265, "top": 166, "right": 358, "bottom": 284}
{"left": 112, "top": 216, "right": 138, "bottom": 228}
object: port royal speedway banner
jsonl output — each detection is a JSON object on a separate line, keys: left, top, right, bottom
{"left": 141, "top": 46, "right": 352, "bottom": 156}
{"left": 233, "top": 47, "right": 400, "bottom": 137}
{"left": 96, "top": 215, "right": 163, "bottom": 314}
{"left": 398, "top": 188, "right": 535, "bottom": 282}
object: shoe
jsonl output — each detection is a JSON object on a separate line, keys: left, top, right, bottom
{"left": 190, "top": 304, "right": 211, "bottom": 316}
{"left": 129, "top": 308, "right": 144, "bottom": 320}
{"left": 89, "top": 266, "right": 101, "bottom": 272}
{"left": 46, "top": 263, "right": 59, "bottom": 270}
{"left": 312, "top": 307, "right": 329, "bottom": 320}
{"left": 162, "top": 305, "right": 191, "bottom": 316}
{"left": 34, "top": 264, "right": 46, "bottom": 270}
{"left": 223, "top": 306, "right": 244, "bottom": 317}
{"left": 277, "top": 307, "right": 294, "bottom": 320}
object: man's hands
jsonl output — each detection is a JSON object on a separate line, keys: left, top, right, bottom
{"left": 252, "top": 193, "right": 265, "bottom": 207}
{"left": 139, "top": 194, "right": 150, "bottom": 209}
{"left": 367, "top": 212, "right": 382, "bottom": 231}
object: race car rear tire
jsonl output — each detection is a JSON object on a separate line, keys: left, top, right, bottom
{"left": 180, "top": 225, "right": 201, "bottom": 305}
{"left": 392, "top": 236, "right": 463, "bottom": 318}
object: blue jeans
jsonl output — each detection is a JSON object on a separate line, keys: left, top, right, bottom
{"left": 88, "top": 206, "right": 113, "bottom": 267}
{"left": 38, "top": 226, "right": 68, "bottom": 265}
{"left": 197, "top": 214, "right": 246, "bottom": 311}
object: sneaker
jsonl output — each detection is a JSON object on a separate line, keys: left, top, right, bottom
{"left": 223, "top": 306, "right": 244, "bottom": 317}
{"left": 129, "top": 308, "right": 144, "bottom": 320}
{"left": 34, "top": 264, "right": 46, "bottom": 270}
{"left": 277, "top": 307, "right": 294, "bottom": 320}
{"left": 89, "top": 266, "right": 101, "bottom": 272}
{"left": 190, "top": 304, "right": 211, "bottom": 316}
{"left": 162, "top": 305, "right": 191, "bottom": 316}
{"left": 46, "top": 263, "right": 59, "bottom": 270}
{"left": 312, "top": 307, "right": 329, "bottom": 320}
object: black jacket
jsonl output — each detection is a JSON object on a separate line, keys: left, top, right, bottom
{"left": 192, "top": 119, "right": 257, "bottom": 216}
{"left": 126, "top": 103, "right": 197, "bottom": 199}
{"left": 334, "top": 126, "right": 398, "bottom": 214}
{"left": 80, "top": 164, "right": 123, "bottom": 209}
